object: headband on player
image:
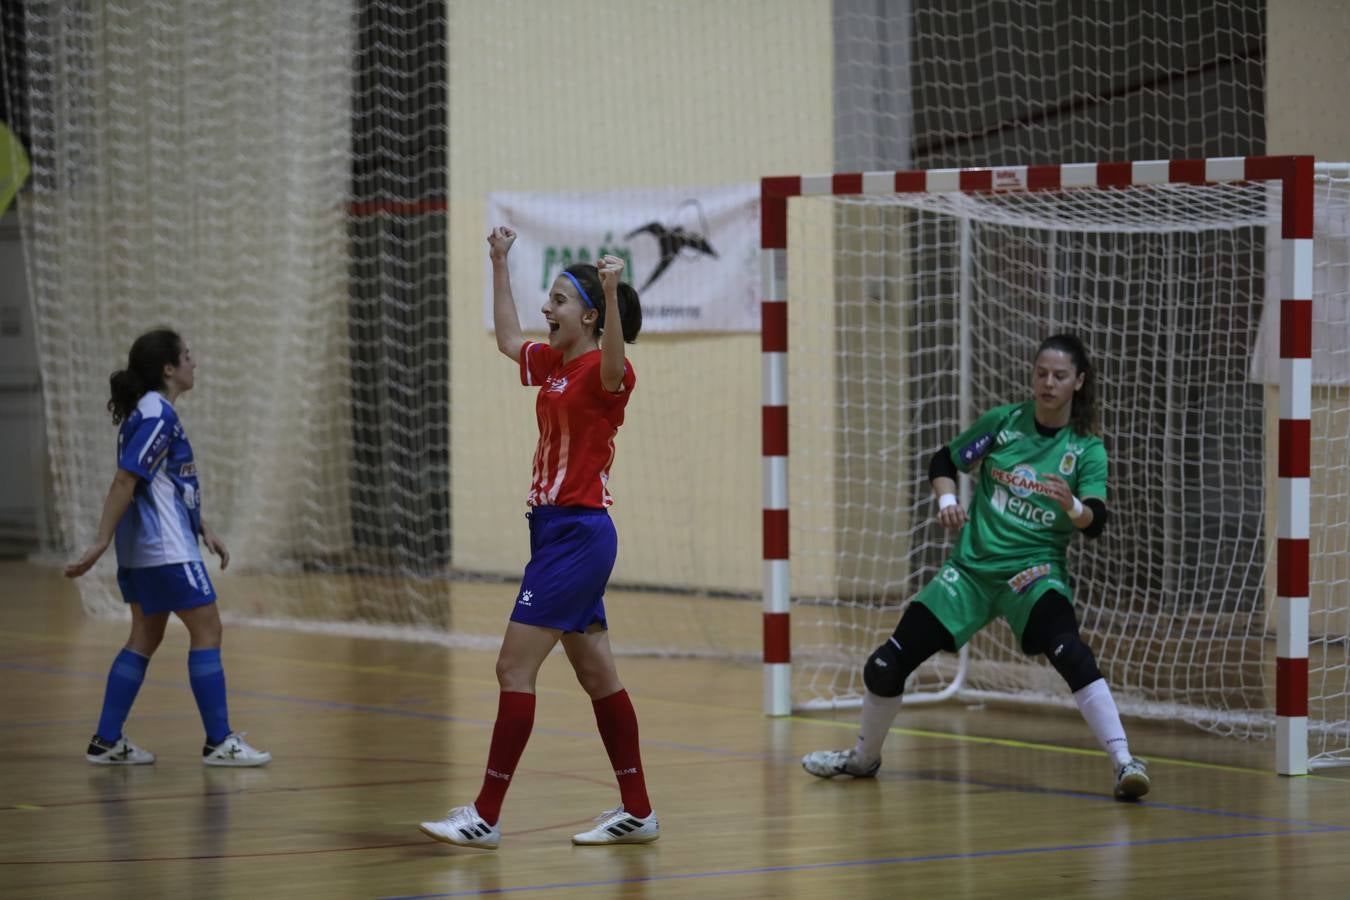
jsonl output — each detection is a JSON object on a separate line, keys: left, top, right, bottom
{"left": 561, "top": 271, "right": 595, "bottom": 310}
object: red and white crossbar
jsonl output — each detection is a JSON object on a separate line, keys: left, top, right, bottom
{"left": 759, "top": 156, "right": 1315, "bottom": 775}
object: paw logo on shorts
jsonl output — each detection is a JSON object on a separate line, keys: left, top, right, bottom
{"left": 517, "top": 590, "right": 534, "bottom": 606}
{"left": 941, "top": 567, "right": 960, "bottom": 584}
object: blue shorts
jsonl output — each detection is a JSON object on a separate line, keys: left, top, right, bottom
{"left": 116, "top": 562, "right": 216, "bottom": 615}
{"left": 511, "top": 506, "right": 616, "bottom": 633}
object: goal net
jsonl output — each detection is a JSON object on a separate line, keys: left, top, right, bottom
{"left": 766, "top": 160, "right": 1347, "bottom": 766}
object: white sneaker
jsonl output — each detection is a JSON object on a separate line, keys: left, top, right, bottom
{"left": 419, "top": 803, "right": 501, "bottom": 850}
{"left": 86, "top": 734, "right": 155, "bottom": 765}
{"left": 801, "top": 748, "right": 880, "bottom": 779}
{"left": 202, "top": 732, "right": 272, "bottom": 767}
{"left": 571, "top": 806, "right": 660, "bottom": 845}
{"left": 1114, "top": 758, "right": 1150, "bottom": 801}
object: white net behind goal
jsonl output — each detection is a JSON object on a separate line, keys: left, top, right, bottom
{"left": 785, "top": 179, "right": 1306, "bottom": 739}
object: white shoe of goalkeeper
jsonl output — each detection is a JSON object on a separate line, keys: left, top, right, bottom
{"left": 571, "top": 806, "right": 660, "bottom": 845}
{"left": 1113, "top": 758, "right": 1150, "bottom": 800}
{"left": 801, "top": 748, "right": 880, "bottom": 779}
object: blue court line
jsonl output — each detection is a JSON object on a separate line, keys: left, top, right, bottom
{"left": 5, "top": 659, "right": 1347, "bottom": 832}
{"left": 0, "top": 660, "right": 763, "bottom": 760}
{"left": 375, "top": 826, "right": 1346, "bottom": 900}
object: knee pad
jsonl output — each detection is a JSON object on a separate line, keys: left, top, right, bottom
{"left": 1046, "top": 633, "right": 1103, "bottom": 693}
{"left": 863, "top": 637, "right": 909, "bottom": 698}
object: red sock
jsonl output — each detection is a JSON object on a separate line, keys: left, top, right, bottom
{"left": 592, "top": 689, "right": 652, "bottom": 818}
{"left": 473, "top": 691, "right": 536, "bottom": 825}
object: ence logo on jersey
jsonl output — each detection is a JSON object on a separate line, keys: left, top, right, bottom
{"left": 989, "top": 484, "right": 1058, "bottom": 528}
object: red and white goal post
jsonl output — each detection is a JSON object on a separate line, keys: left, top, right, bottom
{"left": 759, "top": 156, "right": 1319, "bottom": 775}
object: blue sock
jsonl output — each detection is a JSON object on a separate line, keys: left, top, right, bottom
{"left": 95, "top": 648, "right": 150, "bottom": 743}
{"left": 188, "top": 648, "right": 232, "bottom": 745}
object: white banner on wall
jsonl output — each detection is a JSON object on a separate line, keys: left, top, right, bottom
{"left": 485, "top": 183, "right": 761, "bottom": 334}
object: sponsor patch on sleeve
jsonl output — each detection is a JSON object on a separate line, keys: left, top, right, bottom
{"left": 958, "top": 433, "right": 993, "bottom": 465}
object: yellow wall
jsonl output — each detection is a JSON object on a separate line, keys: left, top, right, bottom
{"left": 1265, "top": 1, "right": 1350, "bottom": 637}
{"left": 1268, "top": 0, "right": 1350, "bottom": 160}
{"left": 447, "top": 0, "right": 833, "bottom": 593}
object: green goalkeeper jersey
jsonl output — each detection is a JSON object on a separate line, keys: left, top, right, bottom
{"left": 947, "top": 400, "right": 1107, "bottom": 569}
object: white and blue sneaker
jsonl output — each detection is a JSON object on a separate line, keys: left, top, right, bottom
{"left": 86, "top": 734, "right": 155, "bottom": 765}
{"left": 1114, "top": 758, "right": 1150, "bottom": 800}
{"left": 202, "top": 732, "right": 271, "bottom": 767}
{"left": 419, "top": 803, "right": 501, "bottom": 849}
{"left": 571, "top": 806, "right": 660, "bottom": 845}
{"left": 801, "top": 748, "right": 880, "bottom": 779}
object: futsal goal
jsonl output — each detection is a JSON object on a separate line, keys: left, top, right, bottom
{"left": 759, "top": 156, "right": 1350, "bottom": 775}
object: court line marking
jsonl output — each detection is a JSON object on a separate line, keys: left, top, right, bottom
{"left": 5, "top": 659, "right": 1348, "bottom": 834}
{"left": 374, "top": 827, "right": 1348, "bottom": 900}
{"left": 790, "top": 715, "right": 1350, "bottom": 780}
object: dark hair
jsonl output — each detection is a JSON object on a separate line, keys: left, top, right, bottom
{"left": 108, "top": 328, "right": 183, "bottom": 424}
{"left": 563, "top": 263, "right": 643, "bottom": 343}
{"left": 1035, "top": 333, "right": 1099, "bottom": 436}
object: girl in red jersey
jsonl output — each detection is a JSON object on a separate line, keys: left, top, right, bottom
{"left": 420, "top": 226, "right": 655, "bottom": 850}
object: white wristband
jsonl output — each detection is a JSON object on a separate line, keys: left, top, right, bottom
{"left": 1070, "top": 496, "right": 1083, "bottom": 518}
{"left": 938, "top": 493, "right": 958, "bottom": 511}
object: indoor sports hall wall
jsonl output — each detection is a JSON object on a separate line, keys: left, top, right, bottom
{"left": 444, "top": 0, "right": 834, "bottom": 594}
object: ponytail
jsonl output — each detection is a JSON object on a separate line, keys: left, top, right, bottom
{"left": 107, "top": 328, "right": 183, "bottom": 424}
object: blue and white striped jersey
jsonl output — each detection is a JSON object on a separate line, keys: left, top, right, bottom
{"left": 113, "top": 392, "right": 204, "bottom": 568}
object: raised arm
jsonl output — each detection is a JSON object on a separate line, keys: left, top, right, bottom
{"left": 596, "top": 254, "right": 627, "bottom": 392}
{"left": 489, "top": 226, "right": 526, "bottom": 362}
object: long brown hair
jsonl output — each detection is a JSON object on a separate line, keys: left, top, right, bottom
{"left": 1036, "top": 333, "right": 1099, "bottom": 436}
{"left": 107, "top": 328, "right": 183, "bottom": 424}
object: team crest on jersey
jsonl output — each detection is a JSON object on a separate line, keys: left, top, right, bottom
{"left": 1057, "top": 452, "right": 1076, "bottom": 476}
{"left": 544, "top": 375, "right": 569, "bottom": 394}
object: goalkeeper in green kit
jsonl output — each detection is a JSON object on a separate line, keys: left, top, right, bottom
{"left": 803, "top": 335, "right": 1150, "bottom": 801}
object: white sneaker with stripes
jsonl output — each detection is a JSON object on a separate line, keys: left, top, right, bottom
{"left": 571, "top": 806, "right": 660, "bottom": 845}
{"left": 419, "top": 803, "right": 501, "bottom": 850}
{"left": 202, "top": 732, "right": 272, "bottom": 767}
{"left": 1113, "top": 758, "right": 1150, "bottom": 801}
{"left": 86, "top": 734, "right": 155, "bottom": 765}
{"left": 801, "top": 748, "right": 881, "bottom": 779}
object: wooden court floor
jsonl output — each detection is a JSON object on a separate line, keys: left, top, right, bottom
{"left": 3, "top": 559, "right": 1350, "bottom": 900}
